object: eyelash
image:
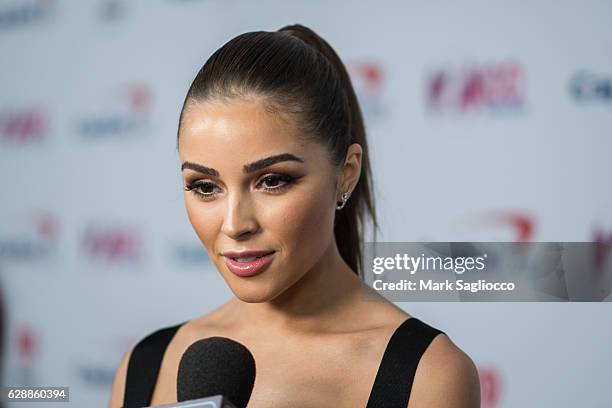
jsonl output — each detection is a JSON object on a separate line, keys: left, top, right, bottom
{"left": 184, "top": 174, "right": 297, "bottom": 201}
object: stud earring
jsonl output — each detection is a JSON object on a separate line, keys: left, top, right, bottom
{"left": 336, "top": 191, "right": 350, "bottom": 210}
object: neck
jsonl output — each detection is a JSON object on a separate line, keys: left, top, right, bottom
{"left": 230, "top": 240, "right": 365, "bottom": 334}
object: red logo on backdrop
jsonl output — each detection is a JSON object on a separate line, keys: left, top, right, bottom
{"left": 36, "top": 212, "right": 59, "bottom": 241}
{"left": 348, "top": 60, "right": 386, "bottom": 120}
{"left": 82, "top": 225, "right": 142, "bottom": 264}
{"left": 17, "top": 324, "right": 38, "bottom": 366}
{"left": 463, "top": 211, "right": 536, "bottom": 242}
{"left": 350, "top": 61, "right": 384, "bottom": 94}
{"left": 478, "top": 365, "right": 502, "bottom": 408}
{"left": 485, "top": 212, "right": 535, "bottom": 242}
{"left": 0, "top": 211, "right": 59, "bottom": 262}
{"left": 426, "top": 61, "right": 526, "bottom": 113}
{"left": 76, "top": 83, "right": 152, "bottom": 139}
{"left": 0, "top": 108, "right": 49, "bottom": 146}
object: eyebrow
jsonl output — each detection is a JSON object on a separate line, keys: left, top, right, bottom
{"left": 181, "top": 153, "right": 304, "bottom": 176}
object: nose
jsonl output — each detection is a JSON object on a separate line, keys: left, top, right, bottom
{"left": 220, "top": 192, "right": 260, "bottom": 240}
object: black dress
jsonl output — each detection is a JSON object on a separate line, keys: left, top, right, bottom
{"left": 122, "top": 317, "right": 445, "bottom": 408}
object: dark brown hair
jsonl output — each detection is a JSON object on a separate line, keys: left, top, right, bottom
{"left": 177, "top": 24, "right": 377, "bottom": 277}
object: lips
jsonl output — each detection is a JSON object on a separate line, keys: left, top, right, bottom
{"left": 222, "top": 250, "right": 276, "bottom": 277}
{"left": 222, "top": 249, "right": 275, "bottom": 259}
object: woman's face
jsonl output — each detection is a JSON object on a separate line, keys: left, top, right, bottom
{"left": 178, "top": 97, "right": 341, "bottom": 303}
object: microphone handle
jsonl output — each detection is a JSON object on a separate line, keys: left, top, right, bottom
{"left": 141, "top": 395, "right": 238, "bottom": 408}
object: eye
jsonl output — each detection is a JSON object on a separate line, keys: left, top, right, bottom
{"left": 184, "top": 174, "right": 298, "bottom": 201}
{"left": 184, "top": 180, "right": 221, "bottom": 201}
{"left": 257, "top": 174, "right": 296, "bottom": 193}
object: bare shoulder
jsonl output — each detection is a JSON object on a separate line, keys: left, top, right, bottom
{"left": 108, "top": 344, "right": 134, "bottom": 408}
{"left": 407, "top": 332, "right": 480, "bottom": 408}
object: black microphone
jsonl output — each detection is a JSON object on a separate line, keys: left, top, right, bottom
{"left": 176, "top": 336, "right": 256, "bottom": 408}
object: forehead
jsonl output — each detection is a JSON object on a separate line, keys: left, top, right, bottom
{"left": 178, "top": 97, "right": 307, "bottom": 161}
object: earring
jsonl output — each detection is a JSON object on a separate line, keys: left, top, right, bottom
{"left": 336, "top": 191, "right": 350, "bottom": 210}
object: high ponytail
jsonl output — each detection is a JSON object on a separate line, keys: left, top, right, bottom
{"left": 177, "top": 24, "right": 378, "bottom": 278}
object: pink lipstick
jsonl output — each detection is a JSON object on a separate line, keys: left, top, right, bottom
{"left": 222, "top": 250, "right": 276, "bottom": 277}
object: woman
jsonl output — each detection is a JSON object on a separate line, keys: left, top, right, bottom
{"left": 109, "top": 24, "right": 480, "bottom": 408}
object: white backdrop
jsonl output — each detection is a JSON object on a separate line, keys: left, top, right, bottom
{"left": 1, "top": 0, "right": 611, "bottom": 407}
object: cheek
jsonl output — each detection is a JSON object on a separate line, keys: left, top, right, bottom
{"left": 262, "top": 184, "right": 336, "bottom": 256}
{"left": 184, "top": 195, "right": 219, "bottom": 249}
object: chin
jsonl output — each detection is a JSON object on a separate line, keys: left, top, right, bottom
{"left": 218, "top": 261, "right": 295, "bottom": 303}
{"left": 230, "top": 285, "right": 279, "bottom": 303}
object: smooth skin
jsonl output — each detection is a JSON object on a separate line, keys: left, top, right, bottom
{"left": 109, "top": 96, "right": 480, "bottom": 408}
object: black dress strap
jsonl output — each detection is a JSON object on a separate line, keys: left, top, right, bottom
{"left": 123, "top": 322, "right": 186, "bottom": 408}
{"left": 365, "top": 318, "right": 445, "bottom": 408}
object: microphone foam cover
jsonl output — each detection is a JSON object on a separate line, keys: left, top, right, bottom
{"left": 177, "top": 336, "right": 256, "bottom": 408}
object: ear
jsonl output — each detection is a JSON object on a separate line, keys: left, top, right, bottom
{"left": 336, "top": 143, "right": 363, "bottom": 200}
